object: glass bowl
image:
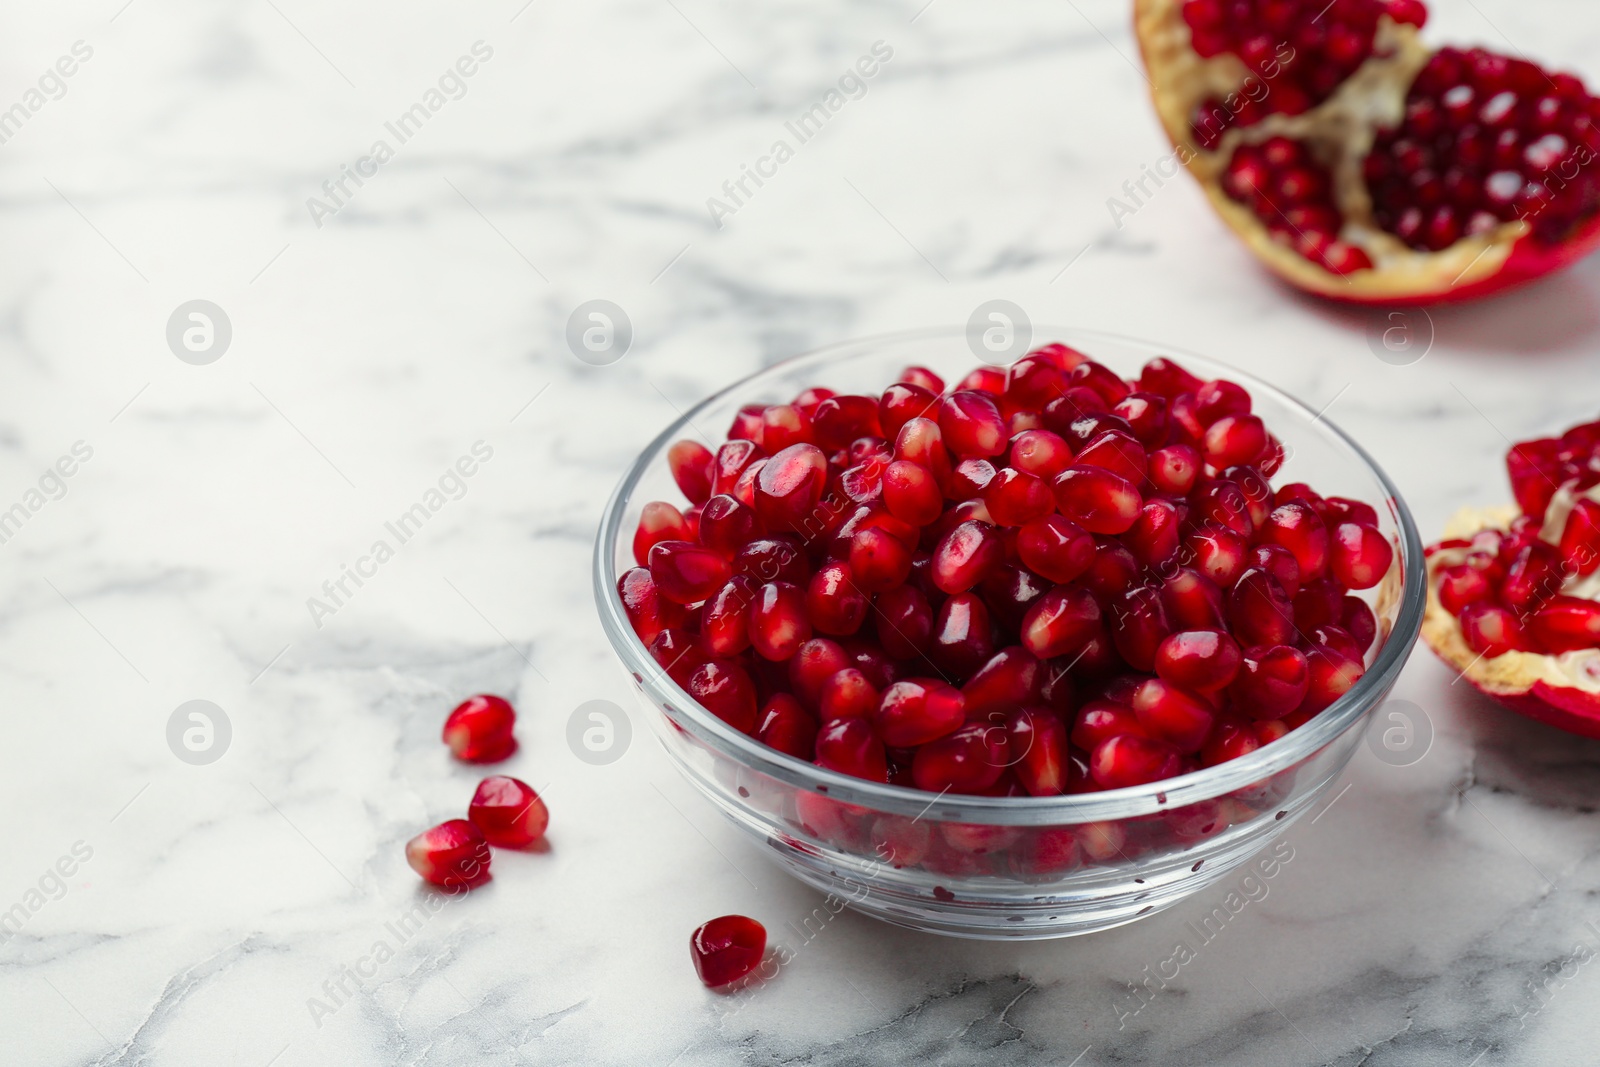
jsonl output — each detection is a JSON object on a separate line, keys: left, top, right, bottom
{"left": 593, "top": 327, "right": 1425, "bottom": 939}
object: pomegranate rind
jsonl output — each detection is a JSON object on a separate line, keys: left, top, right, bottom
{"left": 1420, "top": 505, "right": 1600, "bottom": 738}
{"left": 1132, "top": 0, "right": 1600, "bottom": 304}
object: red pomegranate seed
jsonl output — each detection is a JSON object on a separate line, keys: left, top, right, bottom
{"left": 1559, "top": 499, "right": 1600, "bottom": 577}
{"left": 848, "top": 525, "right": 913, "bottom": 592}
{"left": 792, "top": 385, "right": 836, "bottom": 414}
{"left": 1081, "top": 539, "right": 1143, "bottom": 603}
{"left": 442, "top": 694, "right": 517, "bottom": 763}
{"left": 939, "top": 391, "right": 1009, "bottom": 458}
{"left": 1123, "top": 498, "right": 1184, "bottom": 569}
{"left": 1300, "top": 645, "right": 1365, "bottom": 713}
{"left": 761, "top": 404, "right": 814, "bottom": 453}
{"left": 1458, "top": 602, "right": 1535, "bottom": 657}
{"left": 1053, "top": 465, "right": 1142, "bottom": 534}
{"left": 1010, "top": 429, "right": 1075, "bottom": 479}
{"left": 1007, "top": 707, "right": 1068, "bottom": 796}
{"left": 1110, "top": 586, "right": 1174, "bottom": 672}
{"left": 947, "top": 457, "right": 996, "bottom": 498}
{"left": 1194, "top": 379, "right": 1250, "bottom": 424}
{"left": 1330, "top": 522, "right": 1394, "bottom": 589}
{"left": 816, "top": 668, "right": 877, "bottom": 722}
{"left": 1069, "top": 361, "right": 1132, "bottom": 406}
{"left": 1201, "top": 719, "right": 1262, "bottom": 767}
{"left": 1342, "top": 595, "right": 1379, "bottom": 652}
{"left": 1021, "top": 585, "right": 1103, "bottom": 659}
{"left": 710, "top": 440, "right": 762, "bottom": 497}
{"left": 1222, "top": 464, "right": 1274, "bottom": 529}
{"left": 468, "top": 776, "right": 549, "bottom": 848}
{"left": 1323, "top": 496, "right": 1380, "bottom": 528}
{"left": 1071, "top": 699, "right": 1148, "bottom": 750}
{"left": 1502, "top": 542, "right": 1563, "bottom": 610}
{"left": 668, "top": 439, "right": 715, "bottom": 504}
{"left": 1147, "top": 443, "right": 1202, "bottom": 496}
{"left": 912, "top": 721, "right": 1008, "bottom": 793}
{"left": 687, "top": 660, "right": 759, "bottom": 731}
{"left": 1310, "top": 623, "right": 1366, "bottom": 664}
{"left": 698, "top": 494, "right": 763, "bottom": 557}
{"left": 1090, "top": 734, "right": 1182, "bottom": 789}
{"left": 618, "top": 567, "right": 687, "bottom": 646}
{"left": 894, "top": 416, "right": 952, "bottom": 476}
{"left": 875, "top": 678, "right": 966, "bottom": 746}
{"left": 1131, "top": 678, "right": 1215, "bottom": 752}
{"left": 1530, "top": 595, "right": 1600, "bottom": 652}
{"left": 1436, "top": 563, "right": 1493, "bottom": 615}
{"left": 1162, "top": 567, "right": 1227, "bottom": 630}
{"left": 1168, "top": 392, "right": 1205, "bottom": 444}
{"left": 879, "top": 460, "right": 942, "bottom": 526}
{"left": 932, "top": 592, "right": 998, "bottom": 678}
{"left": 690, "top": 915, "right": 767, "bottom": 988}
{"left": 649, "top": 540, "right": 734, "bottom": 604}
{"left": 1187, "top": 524, "right": 1249, "bottom": 588}
{"left": 900, "top": 365, "right": 944, "bottom": 393}
{"left": 1250, "top": 543, "right": 1303, "bottom": 598}
{"left": 878, "top": 382, "right": 939, "bottom": 439}
{"left": 753, "top": 443, "right": 828, "bottom": 532}
{"left": 984, "top": 468, "right": 1054, "bottom": 526}
{"left": 732, "top": 458, "right": 766, "bottom": 509}
{"left": 958, "top": 366, "right": 1007, "bottom": 394}
{"left": 728, "top": 404, "right": 766, "bottom": 447}
{"left": 1156, "top": 629, "right": 1243, "bottom": 691}
{"left": 1230, "top": 644, "right": 1311, "bottom": 719}
{"left": 1077, "top": 430, "right": 1149, "bottom": 485}
{"left": 756, "top": 694, "right": 819, "bottom": 759}
{"left": 406, "top": 819, "right": 491, "bottom": 890}
{"left": 1259, "top": 501, "right": 1330, "bottom": 580}
{"left": 961, "top": 646, "right": 1043, "bottom": 718}
{"left": 700, "top": 577, "right": 755, "bottom": 656}
{"left": 815, "top": 716, "right": 889, "bottom": 781}
{"left": 812, "top": 395, "right": 882, "bottom": 451}
{"left": 1138, "top": 356, "right": 1205, "bottom": 398}
{"left": 1293, "top": 575, "right": 1345, "bottom": 630}
{"left": 1004, "top": 353, "right": 1069, "bottom": 409}
{"left": 748, "top": 581, "right": 812, "bottom": 660}
{"left": 651, "top": 627, "right": 710, "bottom": 687}
{"left": 1017, "top": 515, "right": 1096, "bottom": 583}
{"left": 1203, "top": 414, "right": 1268, "bottom": 468}
{"left": 788, "top": 638, "right": 850, "bottom": 709}
{"left": 872, "top": 583, "right": 933, "bottom": 660}
{"left": 805, "top": 560, "right": 868, "bottom": 636}
{"left": 1113, "top": 392, "right": 1170, "bottom": 447}
{"left": 1229, "top": 567, "right": 1298, "bottom": 646}
{"left": 931, "top": 519, "right": 1005, "bottom": 594}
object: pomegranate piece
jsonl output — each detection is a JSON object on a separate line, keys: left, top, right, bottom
{"left": 700, "top": 577, "right": 755, "bottom": 656}
{"left": 442, "top": 695, "right": 517, "bottom": 763}
{"left": 1017, "top": 514, "right": 1097, "bottom": 583}
{"left": 939, "top": 391, "right": 1008, "bottom": 458}
{"left": 984, "top": 468, "right": 1055, "bottom": 526}
{"left": 749, "top": 581, "right": 812, "bottom": 661}
{"left": 668, "top": 440, "right": 715, "bottom": 504}
{"left": 753, "top": 444, "right": 828, "bottom": 533}
{"left": 1228, "top": 568, "right": 1297, "bottom": 647}
{"left": 819, "top": 668, "right": 880, "bottom": 722}
{"left": 812, "top": 395, "right": 882, "bottom": 451}
{"left": 618, "top": 567, "right": 687, "bottom": 646}
{"left": 911, "top": 722, "right": 1009, "bottom": 793}
{"left": 1329, "top": 522, "right": 1394, "bottom": 590}
{"left": 805, "top": 560, "right": 868, "bottom": 636}
{"left": 875, "top": 678, "right": 966, "bottom": 746}
{"left": 468, "top": 776, "right": 549, "bottom": 848}
{"left": 931, "top": 519, "right": 1006, "bottom": 594}
{"left": 1530, "top": 596, "right": 1600, "bottom": 653}
{"left": 1090, "top": 734, "right": 1182, "bottom": 789}
{"left": 882, "top": 459, "right": 944, "bottom": 526}
{"left": 1230, "top": 645, "right": 1311, "bottom": 720}
{"left": 815, "top": 716, "right": 889, "bottom": 781}
{"left": 1155, "top": 629, "right": 1242, "bottom": 692}
{"left": 649, "top": 540, "right": 734, "bottom": 605}
{"left": 1021, "top": 586, "right": 1103, "bottom": 660}
{"left": 789, "top": 638, "right": 851, "bottom": 709}
{"left": 686, "top": 660, "right": 758, "bottom": 732}
{"left": 691, "top": 915, "right": 767, "bottom": 988}
{"left": 932, "top": 592, "right": 998, "bottom": 679}
{"left": 757, "top": 694, "right": 819, "bottom": 759}
{"left": 1559, "top": 499, "right": 1600, "bottom": 577}
{"left": 1131, "top": 678, "right": 1215, "bottom": 752}
{"left": 406, "top": 819, "right": 492, "bottom": 890}
{"left": 1053, "top": 465, "right": 1143, "bottom": 534}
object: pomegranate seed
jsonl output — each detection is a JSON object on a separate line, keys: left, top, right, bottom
{"left": 939, "top": 391, "right": 1009, "bottom": 457}
{"left": 468, "top": 776, "right": 548, "bottom": 848}
{"left": 1071, "top": 699, "right": 1149, "bottom": 749}
{"left": 805, "top": 560, "right": 868, "bottom": 635}
{"left": 872, "top": 583, "right": 934, "bottom": 660}
{"left": 1010, "top": 429, "right": 1075, "bottom": 479}
{"left": 792, "top": 385, "right": 836, "bottom": 414}
{"left": 1459, "top": 601, "right": 1535, "bottom": 657}
{"left": 650, "top": 540, "right": 734, "bottom": 605}
{"left": 728, "top": 404, "right": 766, "bottom": 447}
{"left": 757, "top": 694, "right": 819, "bottom": 759}
{"left": 1131, "top": 677, "right": 1215, "bottom": 751}
{"left": 931, "top": 519, "right": 1005, "bottom": 594}
{"left": 1113, "top": 392, "right": 1170, "bottom": 446}
{"left": 984, "top": 468, "right": 1055, "bottom": 526}
{"left": 711, "top": 439, "right": 762, "bottom": 497}
{"left": 1156, "top": 629, "right": 1243, "bottom": 691}
{"left": 698, "top": 495, "right": 763, "bottom": 558}
{"left": 1090, "top": 734, "right": 1182, "bottom": 789}
{"left": 1193, "top": 482, "right": 1256, "bottom": 541}
{"left": 1194, "top": 379, "right": 1251, "bottom": 425}
{"left": 1230, "top": 644, "right": 1311, "bottom": 719}
{"left": 1110, "top": 586, "right": 1174, "bottom": 672}
{"left": 733, "top": 537, "right": 809, "bottom": 587}
{"left": 1300, "top": 645, "right": 1365, "bottom": 712}
{"left": 753, "top": 443, "right": 828, "bottom": 533}
{"left": 700, "top": 577, "right": 755, "bottom": 655}
{"left": 668, "top": 440, "right": 715, "bottom": 504}
{"left": 1222, "top": 464, "right": 1274, "bottom": 529}
{"left": 1259, "top": 502, "right": 1330, "bottom": 580}
{"left": 980, "top": 565, "right": 1050, "bottom": 632}
{"left": 848, "top": 525, "right": 914, "bottom": 592}
{"left": 788, "top": 638, "right": 850, "bottom": 709}
{"left": 1021, "top": 585, "right": 1103, "bottom": 659}
{"left": 1053, "top": 465, "right": 1142, "bottom": 534}
{"left": 1081, "top": 538, "right": 1143, "bottom": 604}
{"left": 912, "top": 722, "right": 1009, "bottom": 793}
{"left": 1250, "top": 543, "right": 1303, "bottom": 598}
{"left": 619, "top": 567, "right": 687, "bottom": 646}
{"left": 1293, "top": 575, "right": 1345, "bottom": 630}
{"left": 812, "top": 395, "right": 882, "bottom": 451}
{"left": 761, "top": 403, "right": 814, "bottom": 452}
{"left": 1004, "top": 354, "right": 1070, "bottom": 409}
{"left": 1077, "top": 430, "right": 1149, "bottom": 485}
{"left": 899, "top": 365, "right": 944, "bottom": 392}
{"left": 1203, "top": 414, "right": 1268, "bottom": 467}
{"left": 1201, "top": 719, "right": 1262, "bottom": 767}
{"left": 875, "top": 678, "right": 966, "bottom": 746}
{"left": 749, "top": 581, "right": 811, "bottom": 660}
{"left": 962, "top": 646, "right": 1044, "bottom": 718}
{"left": 687, "top": 660, "right": 759, "bottom": 731}
{"left": 947, "top": 457, "right": 996, "bottom": 498}
{"left": 957, "top": 366, "right": 1007, "bottom": 394}
{"left": 881, "top": 459, "right": 944, "bottom": 525}
{"left": 1147, "top": 443, "right": 1202, "bottom": 496}
{"left": 1530, "top": 595, "right": 1600, "bottom": 652}
{"left": 1330, "top": 522, "right": 1394, "bottom": 589}
{"left": 691, "top": 915, "right": 767, "bottom": 988}
{"left": 1229, "top": 568, "right": 1298, "bottom": 646}
{"left": 651, "top": 627, "right": 710, "bottom": 687}
{"left": 1162, "top": 567, "right": 1227, "bottom": 630}
{"left": 1069, "top": 361, "right": 1132, "bottom": 405}
{"left": 1342, "top": 595, "right": 1379, "bottom": 652}
{"left": 1559, "top": 498, "right": 1600, "bottom": 577}
{"left": 878, "top": 382, "right": 939, "bottom": 439}
{"left": 815, "top": 716, "right": 889, "bottom": 781}
{"left": 932, "top": 592, "right": 997, "bottom": 678}
{"left": 1187, "top": 524, "right": 1249, "bottom": 587}
{"left": 1502, "top": 542, "right": 1563, "bottom": 610}
{"left": 1138, "top": 357, "right": 1205, "bottom": 398}
{"left": 406, "top": 819, "right": 491, "bottom": 890}
{"left": 1123, "top": 498, "right": 1184, "bottom": 569}
{"left": 1323, "top": 496, "right": 1381, "bottom": 528}
{"left": 819, "top": 668, "right": 880, "bottom": 721}
{"left": 1017, "top": 514, "right": 1096, "bottom": 583}
{"left": 1006, "top": 707, "right": 1068, "bottom": 796}
{"left": 442, "top": 695, "right": 517, "bottom": 763}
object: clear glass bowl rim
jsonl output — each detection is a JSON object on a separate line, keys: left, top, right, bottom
{"left": 592, "top": 325, "right": 1426, "bottom": 826}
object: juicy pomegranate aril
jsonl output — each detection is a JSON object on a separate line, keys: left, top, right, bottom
{"left": 628, "top": 346, "right": 1390, "bottom": 796}
{"left": 1136, "top": 0, "right": 1600, "bottom": 301}
{"left": 468, "top": 776, "right": 549, "bottom": 848}
{"left": 442, "top": 695, "right": 517, "bottom": 763}
{"left": 406, "top": 819, "right": 492, "bottom": 890}
{"left": 691, "top": 915, "right": 767, "bottom": 988}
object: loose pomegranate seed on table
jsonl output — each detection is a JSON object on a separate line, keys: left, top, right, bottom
{"left": 406, "top": 819, "right": 492, "bottom": 889}
{"left": 621, "top": 345, "right": 1396, "bottom": 797}
{"left": 468, "top": 776, "right": 549, "bottom": 848}
{"left": 442, "top": 694, "right": 518, "bottom": 763}
{"left": 690, "top": 914, "right": 768, "bottom": 988}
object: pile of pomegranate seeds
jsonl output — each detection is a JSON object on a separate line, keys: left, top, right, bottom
{"left": 1182, "top": 0, "right": 1425, "bottom": 149}
{"left": 690, "top": 914, "right": 768, "bottom": 988}
{"left": 1368, "top": 49, "right": 1600, "bottom": 250}
{"left": 1430, "top": 415, "right": 1600, "bottom": 659}
{"left": 1222, "top": 137, "right": 1373, "bottom": 274}
{"left": 623, "top": 345, "right": 1395, "bottom": 795}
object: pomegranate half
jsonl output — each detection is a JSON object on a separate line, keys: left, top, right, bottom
{"left": 1421, "top": 416, "right": 1600, "bottom": 738}
{"left": 1134, "top": 0, "right": 1600, "bottom": 302}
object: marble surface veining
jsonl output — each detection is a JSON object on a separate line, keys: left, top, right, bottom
{"left": 4, "top": 0, "right": 1600, "bottom": 1064}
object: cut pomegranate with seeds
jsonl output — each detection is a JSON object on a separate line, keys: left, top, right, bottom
{"left": 468, "top": 776, "right": 549, "bottom": 848}
{"left": 442, "top": 695, "right": 517, "bottom": 763}
{"left": 1137, "top": 0, "right": 1600, "bottom": 301}
{"left": 406, "top": 819, "right": 492, "bottom": 889}
{"left": 691, "top": 914, "right": 767, "bottom": 988}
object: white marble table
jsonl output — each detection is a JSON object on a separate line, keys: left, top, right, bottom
{"left": 5, "top": 1, "right": 1600, "bottom": 1064}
